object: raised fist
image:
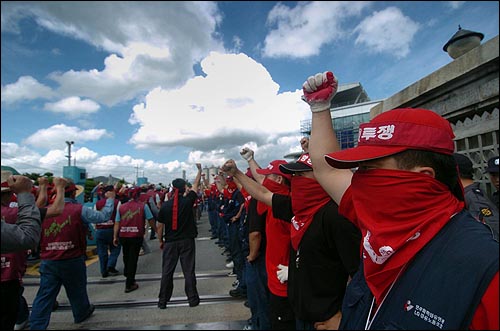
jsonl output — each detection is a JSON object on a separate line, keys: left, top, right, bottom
{"left": 301, "top": 71, "right": 338, "bottom": 113}
{"left": 7, "top": 175, "right": 33, "bottom": 194}
{"left": 240, "top": 147, "right": 254, "bottom": 161}
{"left": 221, "top": 160, "right": 238, "bottom": 176}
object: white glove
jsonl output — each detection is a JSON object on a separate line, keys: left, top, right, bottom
{"left": 301, "top": 71, "right": 338, "bottom": 113}
{"left": 240, "top": 147, "right": 254, "bottom": 161}
{"left": 276, "top": 264, "right": 288, "bottom": 284}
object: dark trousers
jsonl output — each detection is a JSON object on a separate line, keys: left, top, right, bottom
{"left": 119, "top": 237, "right": 143, "bottom": 288}
{"left": 228, "top": 221, "right": 244, "bottom": 284}
{"left": 246, "top": 256, "right": 270, "bottom": 330}
{"left": 269, "top": 293, "right": 296, "bottom": 330}
{"left": 1, "top": 279, "right": 20, "bottom": 330}
{"left": 158, "top": 238, "right": 199, "bottom": 305}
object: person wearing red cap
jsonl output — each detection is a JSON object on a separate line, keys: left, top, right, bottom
{"left": 30, "top": 179, "right": 116, "bottom": 330}
{"left": 156, "top": 163, "right": 202, "bottom": 309}
{"left": 304, "top": 71, "right": 499, "bottom": 330}
{"left": 228, "top": 149, "right": 295, "bottom": 330}
{"left": 224, "top": 149, "right": 361, "bottom": 330}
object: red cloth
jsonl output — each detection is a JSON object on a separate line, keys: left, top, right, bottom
{"left": 340, "top": 169, "right": 464, "bottom": 304}
{"left": 172, "top": 188, "right": 179, "bottom": 230}
{"left": 289, "top": 176, "right": 331, "bottom": 251}
{"left": 470, "top": 272, "right": 499, "bottom": 330}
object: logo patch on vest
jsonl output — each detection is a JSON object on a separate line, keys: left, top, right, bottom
{"left": 405, "top": 300, "right": 445, "bottom": 329}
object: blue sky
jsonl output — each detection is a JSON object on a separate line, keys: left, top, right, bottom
{"left": 1, "top": 1, "right": 499, "bottom": 184}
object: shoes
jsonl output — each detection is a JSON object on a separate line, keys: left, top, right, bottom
{"left": 150, "top": 234, "right": 157, "bottom": 240}
{"left": 244, "top": 300, "right": 250, "bottom": 308}
{"left": 189, "top": 298, "right": 200, "bottom": 307}
{"left": 139, "top": 249, "right": 145, "bottom": 256}
{"left": 225, "top": 261, "right": 234, "bottom": 268}
{"left": 243, "top": 325, "right": 253, "bottom": 330}
{"left": 75, "top": 304, "right": 95, "bottom": 323}
{"left": 158, "top": 302, "right": 167, "bottom": 309}
{"left": 125, "top": 283, "right": 139, "bottom": 293}
{"left": 210, "top": 235, "right": 217, "bottom": 239}
{"left": 14, "top": 319, "right": 29, "bottom": 330}
{"left": 52, "top": 300, "right": 59, "bottom": 311}
{"left": 227, "top": 271, "right": 236, "bottom": 277}
{"left": 232, "top": 279, "right": 239, "bottom": 288}
{"left": 214, "top": 241, "right": 221, "bottom": 245}
{"left": 107, "top": 267, "right": 119, "bottom": 276}
{"left": 101, "top": 272, "right": 109, "bottom": 278}
{"left": 229, "top": 288, "right": 247, "bottom": 298}
{"left": 225, "top": 257, "right": 232, "bottom": 263}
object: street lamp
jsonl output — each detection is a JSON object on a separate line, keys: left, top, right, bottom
{"left": 66, "top": 141, "right": 74, "bottom": 166}
{"left": 443, "top": 25, "right": 484, "bottom": 59}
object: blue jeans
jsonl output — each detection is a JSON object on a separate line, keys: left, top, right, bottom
{"left": 30, "top": 256, "right": 93, "bottom": 329}
{"left": 208, "top": 209, "right": 217, "bottom": 236}
{"left": 96, "top": 228, "right": 121, "bottom": 274}
{"left": 228, "top": 221, "right": 244, "bottom": 284}
{"left": 246, "top": 256, "right": 270, "bottom": 330}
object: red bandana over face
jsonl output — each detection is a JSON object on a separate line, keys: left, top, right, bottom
{"left": 290, "top": 176, "right": 331, "bottom": 250}
{"left": 346, "top": 168, "right": 464, "bottom": 303}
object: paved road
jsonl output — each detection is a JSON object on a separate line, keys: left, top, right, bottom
{"left": 22, "top": 212, "right": 251, "bottom": 330}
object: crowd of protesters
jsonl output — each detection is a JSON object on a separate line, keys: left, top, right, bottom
{"left": 1, "top": 69, "right": 499, "bottom": 331}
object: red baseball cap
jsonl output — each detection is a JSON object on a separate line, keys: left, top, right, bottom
{"left": 256, "top": 160, "right": 292, "bottom": 181}
{"left": 325, "top": 108, "right": 455, "bottom": 169}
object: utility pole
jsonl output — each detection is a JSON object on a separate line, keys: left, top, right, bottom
{"left": 66, "top": 141, "right": 74, "bottom": 166}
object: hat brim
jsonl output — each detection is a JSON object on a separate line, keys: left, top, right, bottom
{"left": 75, "top": 185, "right": 84, "bottom": 197}
{"left": 255, "top": 168, "right": 273, "bottom": 176}
{"left": 1, "top": 187, "right": 11, "bottom": 192}
{"left": 484, "top": 167, "right": 499, "bottom": 174}
{"left": 279, "top": 163, "right": 312, "bottom": 174}
{"left": 325, "top": 145, "right": 410, "bottom": 169}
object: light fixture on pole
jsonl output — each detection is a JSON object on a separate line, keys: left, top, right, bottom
{"left": 443, "top": 25, "right": 484, "bottom": 59}
{"left": 66, "top": 141, "right": 74, "bottom": 167}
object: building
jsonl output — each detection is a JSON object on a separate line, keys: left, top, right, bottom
{"left": 292, "top": 82, "right": 381, "bottom": 160}
{"left": 371, "top": 35, "right": 499, "bottom": 198}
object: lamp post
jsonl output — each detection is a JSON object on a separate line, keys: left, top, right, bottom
{"left": 66, "top": 141, "right": 74, "bottom": 167}
{"left": 443, "top": 25, "right": 484, "bottom": 59}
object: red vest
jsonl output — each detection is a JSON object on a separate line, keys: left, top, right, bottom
{"left": 1, "top": 205, "right": 27, "bottom": 282}
{"left": 95, "top": 198, "right": 119, "bottom": 229}
{"left": 40, "top": 203, "right": 86, "bottom": 261}
{"left": 118, "top": 200, "right": 145, "bottom": 238}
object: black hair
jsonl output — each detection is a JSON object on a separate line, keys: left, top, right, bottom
{"left": 392, "top": 149, "right": 464, "bottom": 201}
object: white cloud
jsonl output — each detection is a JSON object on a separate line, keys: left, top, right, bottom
{"left": 1, "top": 76, "right": 55, "bottom": 104}
{"left": 354, "top": 7, "right": 420, "bottom": 58}
{"left": 2, "top": 2, "right": 225, "bottom": 106}
{"left": 43, "top": 97, "right": 100, "bottom": 116}
{"left": 447, "top": 1, "right": 466, "bottom": 10}
{"left": 263, "top": 1, "right": 369, "bottom": 58}
{"left": 128, "top": 51, "right": 310, "bottom": 151}
{"left": 22, "top": 124, "right": 111, "bottom": 149}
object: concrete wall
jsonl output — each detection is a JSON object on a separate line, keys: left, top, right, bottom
{"left": 371, "top": 35, "right": 499, "bottom": 197}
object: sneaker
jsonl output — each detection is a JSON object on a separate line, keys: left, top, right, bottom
{"left": 125, "top": 283, "right": 139, "bottom": 293}
{"left": 232, "top": 280, "right": 239, "bottom": 288}
{"left": 243, "top": 325, "right": 253, "bottom": 330}
{"left": 107, "top": 267, "right": 119, "bottom": 276}
{"left": 225, "top": 261, "right": 234, "bottom": 268}
{"left": 139, "top": 249, "right": 145, "bottom": 256}
{"left": 227, "top": 271, "right": 236, "bottom": 277}
{"left": 75, "top": 304, "right": 95, "bottom": 323}
{"left": 14, "top": 319, "right": 29, "bottom": 330}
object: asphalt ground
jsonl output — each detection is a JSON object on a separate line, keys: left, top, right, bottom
{"left": 21, "top": 211, "right": 251, "bottom": 330}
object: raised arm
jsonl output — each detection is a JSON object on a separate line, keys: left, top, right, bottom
{"left": 191, "top": 163, "right": 202, "bottom": 193}
{"left": 240, "top": 147, "right": 265, "bottom": 184}
{"left": 222, "top": 159, "right": 273, "bottom": 207}
{"left": 302, "top": 71, "right": 353, "bottom": 205}
{"left": 45, "top": 177, "right": 67, "bottom": 217}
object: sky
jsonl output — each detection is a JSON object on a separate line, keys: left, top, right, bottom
{"left": 1, "top": 1, "right": 499, "bottom": 185}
